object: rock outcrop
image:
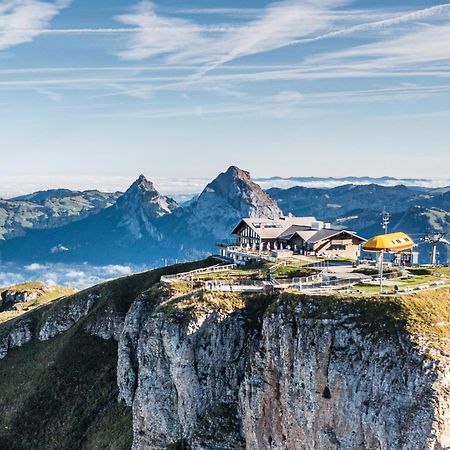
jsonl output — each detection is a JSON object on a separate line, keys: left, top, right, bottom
{"left": 0, "top": 290, "right": 100, "bottom": 359}
{"left": 117, "top": 291, "right": 450, "bottom": 450}
{"left": 38, "top": 292, "right": 100, "bottom": 341}
{"left": 0, "top": 316, "right": 33, "bottom": 359}
{"left": 240, "top": 302, "right": 450, "bottom": 450}
{"left": 0, "top": 290, "right": 39, "bottom": 311}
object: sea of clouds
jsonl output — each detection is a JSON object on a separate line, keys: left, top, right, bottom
{"left": 1, "top": 175, "right": 449, "bottom": 201}
{"left": 0, "top": 261, "right": 147, "bottom": 290}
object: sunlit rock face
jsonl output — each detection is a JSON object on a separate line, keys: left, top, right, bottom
{"left": 240, "top": 304, "right": 450, "bottom": 450}
{"left": 184, "top": 165, "right": 283, "bottom": 240}
{"left": 114, "top": 175, "right": 179, "bottom": 241}
{"left": 117, "top": 293, "right": 450, "bottom": 450}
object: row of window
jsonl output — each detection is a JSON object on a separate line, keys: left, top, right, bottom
{"left": 391, "top": 237, "right": 411, "bottom": 245}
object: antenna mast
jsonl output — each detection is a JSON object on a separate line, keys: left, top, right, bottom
{"left": 381, "top": 208, "right": 390, "bottom": 234}
{"left": 421, "top": 232, "right": 448, "bottom": 266}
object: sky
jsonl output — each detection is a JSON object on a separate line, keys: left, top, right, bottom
{"left": 0, "top": 0, "right": 450, "bottom": 194}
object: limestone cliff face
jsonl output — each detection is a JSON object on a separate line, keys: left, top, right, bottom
{"left": 240, "top": 302, "right": 450, "bottom": 450}
{"left": 39, "top": 292, "right": 99, "bottom": 341}
{"left": 117, "top": 293, "right": 450, "bottom": 450}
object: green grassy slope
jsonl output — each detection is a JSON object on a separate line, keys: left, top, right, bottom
{"left": 0, "top": 258, "right": 216, "bottom": 450}
{"left": 0, "top": 281, "right": 76, "bottom": 323}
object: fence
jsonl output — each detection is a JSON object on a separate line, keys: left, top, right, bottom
{"left": 163, "top": 265, "right": 374, "bottom": 293}
{"left": 272, "top": 273, "right": 323, "bottom": 286}
{"left": 205, "top": 279, "right": 268, "bottom": 293}
{"left": 268, "top": 260, "right": 288, "bottom": 272}
{"left": 160, "top": 264, "right": 237, "bottom": 285}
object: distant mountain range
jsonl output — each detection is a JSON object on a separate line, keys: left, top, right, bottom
{"left": 0, "top": 168, "right": 448, "bottom": 265}
{"left": 256, "top": 176, "right": 450, "bottom": 190}
{"left": 268, "top": 185, "right": 450, "bottom": 263}
{"left": 0, "top": 189, "right": 121, "bottom": 240}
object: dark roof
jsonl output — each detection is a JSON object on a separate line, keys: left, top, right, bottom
{"left": 307, "top": 229, "right": 365, "bottom": 244}
{"left": 231, "top": 217, "right": 316, "bottom": 239}
{"left": 277, "top": 225, "right": 312, "bottom": 240}
{"left": 230, "top": 217, "right": 366, "bottom": 244}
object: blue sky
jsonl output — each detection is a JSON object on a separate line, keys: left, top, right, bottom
{"left": 0, "top": 0, "right": 450, "bottom": 194}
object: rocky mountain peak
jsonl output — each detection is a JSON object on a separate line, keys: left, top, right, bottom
{"left": 118, "top": 175, "right": 176, "bottom": 211}
{"left": 115, "top": 175, "right": 179, "bottom": 240}
{"left": 224, "top": 165, "right": 251, "bottom": 181}
{"left": 204, "top": 165, "right": 282, "bottom": 216}
{"left": 207, "top": 166, "right": 252, "bottom": 193}
{"left": 127, "top": 175, "right": 157, "bottom": 195}
{"left": 185, "top": 166, "right": 282, "bottom": 239}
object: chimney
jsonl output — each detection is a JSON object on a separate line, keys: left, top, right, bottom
{"left": 312, "top": 221, "right": 324, "bottom": 230}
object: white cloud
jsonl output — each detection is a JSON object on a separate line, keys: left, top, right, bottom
{"left": 192, "top": 0, "right": 346, "bottom": 72}
{"left": 114, "top": 0, "right": 450, "bottom": 78}
{"left": 308, "top": 22, "right": 450, "bottom": 70}
{"left": 45, "top": 277, "right": 58, "bottom": 286}
{"left": 116, "top": 1, "right": 208, "bottom": 61}
{"left": 102, "top": 265, "right": 132, "bottom": 276}
{"left": 1, "top": 262, "right": 143, "bottom": 289}
{"left": 116, "top": 0, "right": 347, "bottom": 68}
{"left": 0, "top": 0, "right": 71, "bottom": 50}
{"left": 24, "top": 262, "right": 48, "bottom": 271}
{"left": 64, "top": 270, "right": 86, "bottom": 279}
{"left": 273, "top": 90, "right": 304, "bottom": 104}
{"left": 290, "top": 3, "right": 450, "bottom": 45}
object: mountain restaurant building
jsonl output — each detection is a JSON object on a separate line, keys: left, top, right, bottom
{"left": 219, "top": 216, "right": 366, "bottom": 264}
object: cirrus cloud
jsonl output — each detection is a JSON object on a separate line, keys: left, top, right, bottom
{"left": 0, "top": 0, "right": 71, "bottom": 50}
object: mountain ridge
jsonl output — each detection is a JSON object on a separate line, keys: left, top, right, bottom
{"left": 0, "top": 168, "right": 448, "bottom": 264}
{"left": 0, "top": 189, "right": 121, "bottom": 240}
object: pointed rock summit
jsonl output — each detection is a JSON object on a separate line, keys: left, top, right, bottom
{"left": 204, "top": 166, "right": 282, "bottom": 217}
{"left": 115, "top": 175, "right": 178, "bottom": 240}
{"left": 186, "top": 166, "right": 282, "bottom": 239}
{"left": 117, "top": 175, "right": 178, "bottom": 218}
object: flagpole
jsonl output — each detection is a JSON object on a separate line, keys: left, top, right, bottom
{"left": 379, "top": 250, "right": 384, "bottom": 294}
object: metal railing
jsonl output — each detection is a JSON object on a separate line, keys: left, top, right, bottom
{"left": 160, "top": 264, "right": 237, "bottom": 284}
{"left": 268, "top": 260, "right": 288, "bottom": 271}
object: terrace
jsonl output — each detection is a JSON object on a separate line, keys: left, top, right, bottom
{"left": 160, "top": 259, "right": 450, "bottom": 297}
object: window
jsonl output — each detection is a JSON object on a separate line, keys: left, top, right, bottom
{"left": 330, "top": 244, "right": 346, "bottom": 251}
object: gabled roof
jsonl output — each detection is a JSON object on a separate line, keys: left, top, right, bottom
{"left": 278, "top": 225, "right": 317, "bottom": 242}
{"left": 281, "top": 227, "right": 366, "bottom": 244}
{"left": 307, "top": 228, "right": 365, "bottom": 244}
{"left": 231, "top": 217, "right": 316, "bottom": 240}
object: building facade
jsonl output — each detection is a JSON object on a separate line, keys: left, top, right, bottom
{"left": 219, "top": 216, "right": 365, "bottom": 264}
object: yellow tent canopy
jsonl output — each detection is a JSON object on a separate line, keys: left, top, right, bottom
{"left": 363, "top": 232, "right": 414, "bottom": 253}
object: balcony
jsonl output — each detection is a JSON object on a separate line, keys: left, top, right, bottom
{"left": 216, "top": 239, "right": 239, "bottom": 247}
